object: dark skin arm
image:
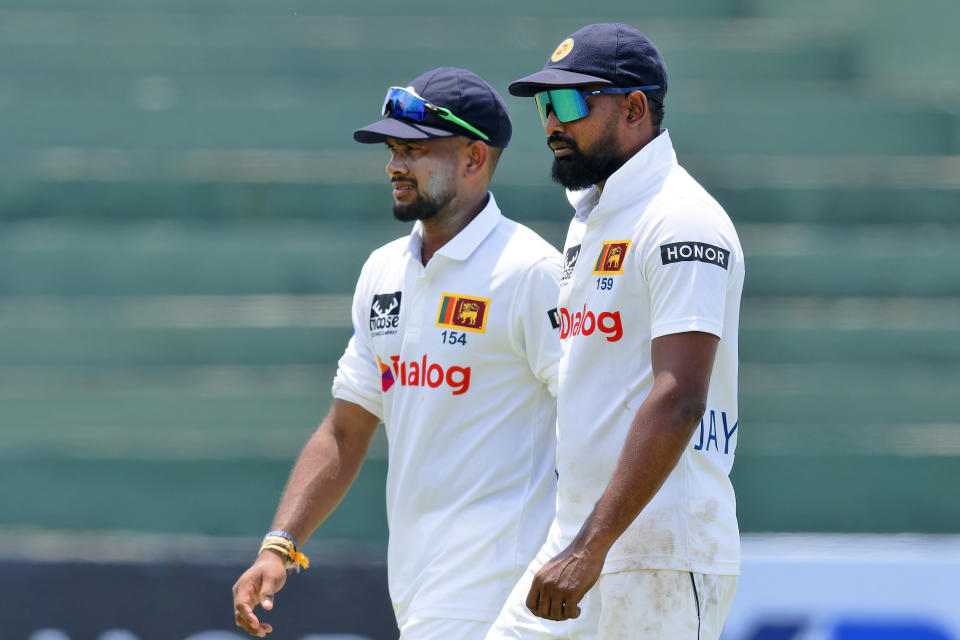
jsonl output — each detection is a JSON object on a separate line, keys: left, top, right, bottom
{"left": 525, "top": 331, "right": 719, "bottom": 621}
{"left": 232, "top": 399, "right": 380, "bottom": 637}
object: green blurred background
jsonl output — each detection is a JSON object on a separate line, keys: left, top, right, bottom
{"left": 1, "top": 0, "right": 959, "bottom": 545}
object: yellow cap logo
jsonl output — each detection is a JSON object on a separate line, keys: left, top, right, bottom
{"left": 551, "top": 38, "right": 574, "bottom": 62}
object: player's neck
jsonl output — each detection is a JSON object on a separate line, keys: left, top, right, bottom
{"left": 419, "top": 191, "right": 489, "bottom": 265}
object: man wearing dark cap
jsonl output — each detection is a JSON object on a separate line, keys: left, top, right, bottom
{"left": 487, "top": 24, "right": 743, "bottom": 639}
{"left": 232, "top": 67, "right": 563, "bottom": 640}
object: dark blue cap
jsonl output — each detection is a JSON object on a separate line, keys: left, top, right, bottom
{"left": 354, "top": 67, "right": 513, "bottom": 148}
{"left": 508, "top": 23, "right": 668, "bottom": 104}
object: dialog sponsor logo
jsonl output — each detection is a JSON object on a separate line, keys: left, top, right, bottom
{"left": 379, "top": 354, "right": 471, "bottom": 395}
{"left": 376, "top": 355, "right": 396, "bottom": 392}
{"left": 558, "top": 305, "right": 623, "bottom": 342}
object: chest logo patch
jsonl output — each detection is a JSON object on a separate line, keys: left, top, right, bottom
{"left": 370, "top": 291, "right": 402, "bottom": 336}
{"left": 561, "top": 244, "right": 581, "bottom": 282}
{"left": 592, "top": 240, "right": 631, "bottom": 275}
{"left": 436, "top": 292, "right": 491, "bottom": 334}
{"left": 660, "top": 241, "right": 730, "bottom": 270}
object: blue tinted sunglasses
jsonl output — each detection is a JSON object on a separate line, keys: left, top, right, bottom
{"left": 534, "top": 86, "right": 661, "bottom": 127}
{"left": 382, "top": 86, "right": 490, "bottom": 142}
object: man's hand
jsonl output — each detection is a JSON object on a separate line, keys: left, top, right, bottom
{"left": 232, "top": 551, "right": 288, "bottom": 637}
{"left": 525, "top": 541, "right": 606, "bottom": 621}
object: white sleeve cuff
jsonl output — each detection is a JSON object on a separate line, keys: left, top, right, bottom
{"left": 650, "top": 317, "right": 723, "bottom": 341}
{"left": 332, "top": 380, "right": 384, "bottom": 422}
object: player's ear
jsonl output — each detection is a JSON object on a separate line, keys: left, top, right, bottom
{"left": 624, "top": 90, "right": 649, "bottom": 128}
{"left": 462, "top": 139, "right": 489, "bottom": 178}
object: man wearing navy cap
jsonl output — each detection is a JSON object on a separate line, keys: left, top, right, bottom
{"left": 232, "top": 67, "right": 563, "bottom": 640}
{"left": 487, "top": 24, "right": 743, "bottom": 639}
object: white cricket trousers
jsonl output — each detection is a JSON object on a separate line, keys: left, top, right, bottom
{"left": 399, "top": 616, "right": 492, "bottom": 640}
{"left": 485, "top": 558, "right": 737, "bottom": 640}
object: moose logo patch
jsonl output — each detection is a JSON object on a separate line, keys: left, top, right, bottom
{"left": 370, "top": 291, "right": 402, "bottom": 336}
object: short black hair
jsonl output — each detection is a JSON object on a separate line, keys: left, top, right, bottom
{"left": 486, "top": 145, "right": 503, "bottom": 178}
{"left": 648, "top": 98, "right": 665, "bottom": 128}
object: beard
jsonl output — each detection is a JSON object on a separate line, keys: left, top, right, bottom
{"left": 392, "top": 189, "right": 442, "bottom": 222}
{"left": 391, "top": 177, "right": 454, "bottom": 222}
{"left": 549, "top": 124, "right": 627, "bottom": 190}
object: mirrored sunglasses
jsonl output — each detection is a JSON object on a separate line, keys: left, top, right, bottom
{"left": 533, "top": 86, "right": 661, "bottom": 127}
{"left": 382, "top": 86, "right": 490, "bottom": 142}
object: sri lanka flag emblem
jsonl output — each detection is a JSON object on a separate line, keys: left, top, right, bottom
{"left": 435, "top": 292, "right": 491, "bottom": 334}
{"left": 377, "top": 355, "right": 395, "bottom": 392}
{"left": 593, "top": 240, "right": 631, "bottom": 275}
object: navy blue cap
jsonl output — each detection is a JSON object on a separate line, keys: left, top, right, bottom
{"left": 354, "top": 67, "right": 512, "bottom": 148}
{"left": 508, "top": 23, "right": 667, "bottom": 103}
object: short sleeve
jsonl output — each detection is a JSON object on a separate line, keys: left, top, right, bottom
{"left": 639, "top": 199, "right": 734, "bottom": 340}
{"left": 331, "top": 267, "right": 385, "bottom": 421}
{"left": 508, "top": 254, "right": 563, "bottom": 397}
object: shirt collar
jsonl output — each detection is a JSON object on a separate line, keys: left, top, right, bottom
{"left": 403, "top": 192, "right": 502, "bottom": 262}
{"left": 567, "top": 129, "right": 677, "bottom": 221}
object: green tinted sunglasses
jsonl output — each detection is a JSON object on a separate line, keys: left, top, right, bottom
{"left": 534, "top": 86, "right": 661, "bottom": 127}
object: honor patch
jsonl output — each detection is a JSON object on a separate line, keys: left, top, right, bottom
{"left": 660, "top": 242, "right": 730, "bottom": 270}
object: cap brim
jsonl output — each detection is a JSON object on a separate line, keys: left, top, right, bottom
{"left": 507, "top": 69, "right": 613, "bottom": 97}
{"left": 353, "top": 117, "right": 455, "bottom": 144}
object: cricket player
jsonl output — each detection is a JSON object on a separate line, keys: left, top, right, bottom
{"left": 488, "top": 24, "right": 744, "bottom": 639}
{"left": 232, "top": 67, "right": 563, "bottom": 640}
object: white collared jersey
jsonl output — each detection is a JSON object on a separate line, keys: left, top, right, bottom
{"left": 332, "top": 195, "right": 562, "bottom": 625}
{"left": 545, "top": 131, "right": 744, "bottom": 577}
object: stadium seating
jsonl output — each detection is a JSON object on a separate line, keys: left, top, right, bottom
{"left": 1, "top": 0, "right": 958, "bottom": 539}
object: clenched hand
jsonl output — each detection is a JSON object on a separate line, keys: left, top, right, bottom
{"left": 525, "top": 542, "right": 605, "bottom": 621}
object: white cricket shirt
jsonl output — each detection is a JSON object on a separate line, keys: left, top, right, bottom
{"left": 543, "top": 130, "right": 744, "bottom": 576}
{"left": 332, "top": 194, "right": 563, "bottom": 624}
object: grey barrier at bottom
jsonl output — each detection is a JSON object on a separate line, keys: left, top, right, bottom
{"left": 2, "top": 559, "right": 397, "bottom": 640}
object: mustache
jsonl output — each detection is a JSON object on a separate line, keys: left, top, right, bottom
{"left": 547, "top": 134, "right": 578, "bottom": 150}
{"left": 391, "top": 177, "right": 417, "bottom": 186}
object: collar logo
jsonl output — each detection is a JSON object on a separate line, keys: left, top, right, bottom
{"left": 592, "top": 240, "right": 632, "bottom": 275}
{"left": 561, "top": 244, "right": 581, "bottom": 282}
{"left": 435, "top": 292, "right": 491, "bottom": 333}
{"left": 551, "top": 38, "right": 574, "bottom": 62}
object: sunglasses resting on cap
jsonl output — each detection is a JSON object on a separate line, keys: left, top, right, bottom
{"left": 382, "top": 86, "right": 490, "bottom": 142}
{"left": 533, "top": 85, "right": 660, "bottom": 127}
